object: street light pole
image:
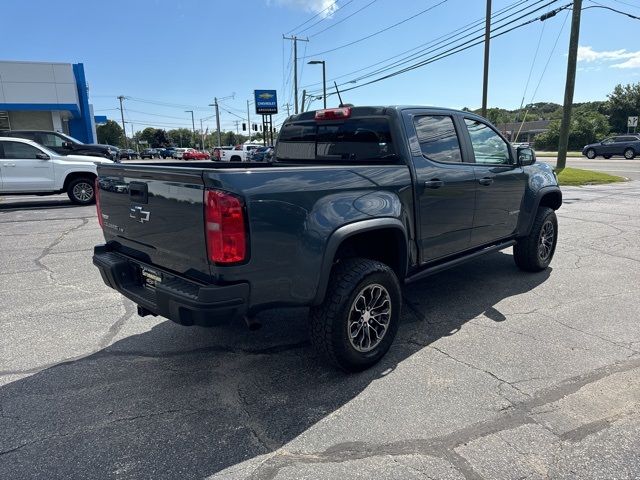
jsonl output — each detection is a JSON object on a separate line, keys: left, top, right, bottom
{"left": 199, "top": 118, "right": 204, "bottom": 150}
{"left": 118, "top": 95, "right": 127, "bottom": 148}
{"left": 208, "top": 99, "right": 222, "bottom": 147}
{"left": 185, "top": 110, "right": 195, "bottom": 147}
{"left": 481, "top": 0, "right": 492, "bottom": 118}
{"left": 308, "top": 60, "right": 326, "bottom": 109}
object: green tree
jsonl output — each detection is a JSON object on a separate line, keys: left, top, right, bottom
{"left": 96, "top": 120, "right": 124, "bottom": 146}
{"left": 139, "top": 127, "right": 157, "bottom": 146}
{"left": 606, "top": 82, "right": 640, "bottom": 133}
{"left": 151, "top": 129, "right": 169, "bottom": 148}
{"left": 167, "top": 128, "right": 194, "bottom": 148}
{"left": 534, "top": 111, "right": 610, "bottom": 150}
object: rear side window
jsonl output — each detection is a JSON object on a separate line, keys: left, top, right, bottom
{"left": 276, "top": 118, "right": 395, "bottom": 162}
{"left": 1, "top": 141, "right": 42, "bottom": 159}
{"left": 413, "top": 115, "right": 462, "bottom": 163}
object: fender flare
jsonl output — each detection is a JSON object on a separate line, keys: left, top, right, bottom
{"left": 312, "top": 218, "right": 408, "bottom": 305}
{"left": 517, "top": 186, "right": 562, "bottom": 237}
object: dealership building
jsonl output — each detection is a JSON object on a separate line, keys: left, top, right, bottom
{"left": 0, "top": 60, "right": 98, "bottom": 143}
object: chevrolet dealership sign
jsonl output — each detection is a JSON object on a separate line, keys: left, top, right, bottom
{"left": 254, "top": 90, "right": 278, "bottom": 115}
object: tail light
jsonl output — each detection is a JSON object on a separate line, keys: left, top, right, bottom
{"left": 95, "top": 178, "right": 104, "bottom": 229}
{"left": 315, "top": 107, "right": 352, "bottom": 120}
{"left": 204, "top": 189, "right": 247, "bottom": 264}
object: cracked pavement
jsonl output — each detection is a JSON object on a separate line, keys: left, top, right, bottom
{"left": 1, "top": 182, "right": 639, "bottom": 479}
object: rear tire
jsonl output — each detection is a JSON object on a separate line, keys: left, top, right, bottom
{"left": 513, "top": 207, "right": 558, "bottom": 272}
{"left": 624, "top": 148, "right": 635, "bottom": 159}
{"left": 310, "top": 258, "right": 401, "bottom": 372}
{"left": 67, "top": 177, "right": 95, "bottom": 205}
{"left": 585, "top": 148, "right": 596, "bottom": 159}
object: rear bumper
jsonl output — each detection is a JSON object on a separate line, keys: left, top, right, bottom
{"left": 93, "top": 245, "right": 249, "bottom": 327}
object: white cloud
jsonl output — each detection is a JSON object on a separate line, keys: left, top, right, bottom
{"left": 578, "top": 45, "right": 640, "bottom": 69}
{"left": 268, "top": 0, "right": 337, "bottom": 17}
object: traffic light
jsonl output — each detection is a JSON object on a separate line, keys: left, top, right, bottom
{"left": 252, "top": 124, "right": 257, "bottom": 131}
{"left": 242, "top": 123, "right": 246, "bottom": 131}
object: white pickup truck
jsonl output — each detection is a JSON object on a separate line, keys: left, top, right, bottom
{"left": 0, "top": 137, "right": 114, "bottom": 204}
{"left": 218, "top": 143, "right": 262, "bottom": 162}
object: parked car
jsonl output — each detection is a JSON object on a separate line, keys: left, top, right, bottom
{"left": 93, "top": 106, "right": 562, "bottom": 371}
{"left": 248, "top": 146, "right": 274, "bottom": 162}
{"left": 159, "top": 148, "right": 175, "bottom": 159}
{"left": 140, "top": 148, "right": 161, "bottom": 159}
{"left": 582, "top": 135, "right": 640, "bottom": 159}
{"left": 219, "top": 143, "right": 262, "bottom": 162}
{"left": 183, "top": 150, "right": 211, "bottom": 160}
{"left": 172, "top": 147, "right": 193, "bottom": 159}
{"left": 119, "top": 148, "right": 138, "bottom": 160}
{"left": 0, "top": 136, "right": 114, "bottom": 204}
{"left": 0, "top": 130, "right": 119, "bottom": 161}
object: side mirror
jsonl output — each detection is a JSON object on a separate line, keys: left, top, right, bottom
{"left": 62, "top": 141, "right": 73, "bottom": 149}
{"left": 35, "top": 153, "right": 50, "bottom": 160}
{"left": 517, "top": 146, "right": 536, "bottom": 166}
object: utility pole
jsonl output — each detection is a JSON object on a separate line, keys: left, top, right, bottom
{"left": 215, "top": 98, "right": 221, "bottom": 147}
{"left": 301, "top": 90, "right": 307, "bottom": 113}
{"left": 557, "top": 0, "right": 582, "bottom": 171}
{"left": 283, "top": 103, "right": 291, "bottom": 116}
{"left": 185, "top": 110, "right": 195, "bottom": 147}
{"left": 481, "top": 0, "right": 492, "bottom": 118}
{"left": 247, "top": 99, "right": 252, "bottom": 143}
{"left": 118, "top": 95, "right": 127, "bottom": 148}
{"left": 199, "top": 118, "right": 204, "bottom": 150}
{"left": 283, "top": 35, "right": 309, "bottom": 114}
{"left": 234, "top": 120, "right": 240, "bottom": 135}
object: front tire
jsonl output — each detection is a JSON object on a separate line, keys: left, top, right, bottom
{"left": 624, "top": 148, "right": 635, "bottom": 159}
{"left": 513, "top": 207, "right": 558, "bottom": 272}
{"left": 310, "top": 258, "right": 401, "bottom": 372}
{"left": 585, "top": 148, "right": 596, "bottom": 159}
{"left": 67, "top": 177, "right": 95, "bottom": 205}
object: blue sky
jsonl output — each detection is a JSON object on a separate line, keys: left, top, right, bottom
{"left": 3, "top": 0, "right": 639, "bottom": 133}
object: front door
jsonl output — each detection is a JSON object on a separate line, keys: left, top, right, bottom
{"left": 461, "top": 118, "right": 527, "bottom": 246}
{"left": 0, "top": 140, "right": 54, "bottom": 192}
{"left": 407, "top": 113, "right": 477, "bottom": 263}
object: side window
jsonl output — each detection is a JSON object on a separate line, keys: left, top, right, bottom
{"left": 413, "top": 115, "right": 462, "bottom": 163}
{"left": 2, "top": 141, "right": 43, "bottom": 159}
{"left": 39, "top": 133, "right": 65, "bottom": 147}
{"left": 464, "top": 119, "right": 511, "bottom": 165}
{"left": 602, "top": 137, "right": 614, "bottom": 144}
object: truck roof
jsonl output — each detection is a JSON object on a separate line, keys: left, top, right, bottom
{"left": 284, "top": 105, "right": 482, "bottom": 123}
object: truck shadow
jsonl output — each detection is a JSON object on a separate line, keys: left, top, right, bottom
{"left": 0, "top": 251, "right": 550, "bottom": 479}
{"left": 0, "top": 197, "right": 76, "bottom": 211}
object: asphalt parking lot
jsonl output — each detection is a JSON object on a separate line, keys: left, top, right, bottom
{"left": 1, "top": 180, "right": 639, "bottom": 479}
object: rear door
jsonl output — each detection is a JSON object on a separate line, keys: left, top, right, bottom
{"left": 97, "top": 166, "right": 211, "bottom": 281}
{"left": 461, "top": 117, "right": 527, "bottom": 246}
{"left": 404, "top": 111, "right": 477, "bottom": 263}
{"left": 0, "top": 140, "right": 54, "bottom": 192}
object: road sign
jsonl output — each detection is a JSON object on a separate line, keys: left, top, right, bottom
{"left": 628, "top": 116, "right": 638, "bottom": 128}
{"left": 254, "top": 90, "right": 278, "bottom": 115}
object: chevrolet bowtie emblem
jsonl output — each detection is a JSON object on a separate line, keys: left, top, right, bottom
{"left": 129, "top": 205, "right": 150, "bottom": 223}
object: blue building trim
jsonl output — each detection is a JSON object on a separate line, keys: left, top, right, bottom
{"left": 0, "top": 103, "right": 81, "bottom": 116}
{"left": 68, "top": 63, "right": 94, "bottom": 143}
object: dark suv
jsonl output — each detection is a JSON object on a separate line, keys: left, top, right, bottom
{"left": 582, "top": 135, "right": 640, "bottom": 159}
{"left": 0, "top": 130, "right": 118, "bottom": 161}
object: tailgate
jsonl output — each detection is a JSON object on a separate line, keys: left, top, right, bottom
{"left": 97, "top": 165, "right": 210, "bottom": 281}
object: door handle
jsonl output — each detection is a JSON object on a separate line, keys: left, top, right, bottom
{"left": 2, "top": 163, "right": 16, "bottom": 167}
{"left": 478, "top": 177, "right": 494, "bottom": 186}
{"left": 424, "top": 179, "right": 444, "bottom": 189}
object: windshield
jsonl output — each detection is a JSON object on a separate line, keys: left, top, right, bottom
{"left": 276, "top": 117, "right": 395, "bottom": 162}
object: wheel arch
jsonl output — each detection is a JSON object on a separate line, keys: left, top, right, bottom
{"left": 312, "top": 218, "right": 408, "bottom": 306}
{"left": 517, "top": 186, "right": 562, "bottom": 237}
{"left": 62, "top": 170, "right": 97, "bottom": 191}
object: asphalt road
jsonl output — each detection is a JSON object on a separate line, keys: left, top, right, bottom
{"left": 1, "top": 182, "right": 639, "bottom": 479}
{"left": 539, "top": 156, "right": 640, "bottom": 180}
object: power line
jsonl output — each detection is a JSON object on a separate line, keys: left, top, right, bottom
{"left": 310, "top": 0, "right": 560, "bottom": 95}
{"left": 296, "top": 0, "right": 358, "bottom": 35}
{"left": 327, "top": 1, "right": 571, "bottom": 97}
{"left": 284, "top": 0, "right": 340, "bottom": 34}
{"left": 584, "top": 1, "right": 640, "bottom": 19}
{"left": 308, "top": 0, "right": 377, "bottom": 37}
{"left": 301, "top": 0, "right": 538, "bottom": 90}
{"left": 302, "top": 0, "right": 449, "bottom": 58}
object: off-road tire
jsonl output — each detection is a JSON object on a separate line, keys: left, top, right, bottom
{"left": 310, "top": 258, "right": 401, "bottom": 372}
{"left": 585, "top": 148, "right": 596, "bottom": 159}
{"left": 513, "top": 207, "right": 558, "bottom": 272}
{"left": 67, "top": 177, "right": 96, "bottom": 205}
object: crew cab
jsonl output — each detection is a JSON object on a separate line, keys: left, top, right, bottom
{"left": 0, "top": 136, "right": 114, "bottom": 204}
{"left": 1, "top": 130, "right": 119, "bottom": 161}
{"left": 93, "top": 106, "right": 562, "bottom": 371}
{"left": 219, "top": 143, "right": 262, "bottom": 162}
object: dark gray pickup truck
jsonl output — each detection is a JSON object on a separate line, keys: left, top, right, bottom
{"left": 93, "top": 106, "right": 561, "bottom": 371}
